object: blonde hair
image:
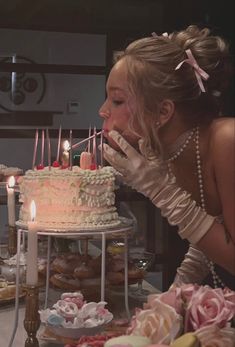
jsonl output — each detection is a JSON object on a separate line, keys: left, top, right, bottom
{"left": 114, "top": 25, "right": 232, "bottom": 154}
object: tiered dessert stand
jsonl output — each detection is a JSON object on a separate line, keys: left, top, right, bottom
{"left": 8, "top": 217, "right": 134, "bottom": 347}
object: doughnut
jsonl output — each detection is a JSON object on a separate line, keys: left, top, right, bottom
{"left": 88, "top": 254, "right": 102, "bottom": 275}
{"left": 50, "top": 273, "right": 81, "bottom": 290}
{"left": 74, "top": 263, "right": 95, "bottom": 279}
{"left": 51, "top": 254, "right": 81, "bottom": 274}
{"left": 107, "top": 271, "right": 124, "bottom": 285}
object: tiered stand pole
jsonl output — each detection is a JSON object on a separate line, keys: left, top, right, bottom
{"left": 23, "top": 284, "right": 40, "bottom": 347}
{"left": 8, "top": 225, "right": 17, "bottom": 256}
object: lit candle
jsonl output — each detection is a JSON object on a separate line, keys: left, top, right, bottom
{"left": 26, "top": 200, "right": 38, "bottom": 286}
{"left": 56, "top": 125, "right": 62, "bottom": 162}
{"left": 61, "top": 140, "right": 70, "bottom": 168}
{"left": 46, "top": 128, "right": 51, "bottom": 170}
{"left": 32, "top": 129, "right": 38, "bottom": 170}
{"left": 7, "top": 176, "right": 16, "bottom": 227}
{"left": 69, "top": 129, "right": 73, "bottom": 170}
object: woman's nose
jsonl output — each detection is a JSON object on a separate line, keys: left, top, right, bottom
{"left": 99, "top": 103, "right": 110, "bottom": 119}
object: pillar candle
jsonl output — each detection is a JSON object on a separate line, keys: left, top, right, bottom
{"left": 7, "top": 176, "right": 16, "bottom": 227}
{"left": 61, "top": 140, "right": 70, "bottom": 168}
{"left": 26, "top": 200, "right": 38, "bottom": 286}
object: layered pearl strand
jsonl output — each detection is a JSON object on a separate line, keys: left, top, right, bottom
{"left": 167, "top": 126, "right": 225, "bottom": 288}
{"left": 194, "top": 127, "right": 225, "bottom": 288}
{"left": 166, "top": 127, "right": 196, "bottom": 162}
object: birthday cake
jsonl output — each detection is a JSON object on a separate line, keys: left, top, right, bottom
{"left": 18, "top": 165, "right": 121, "bottom": 231}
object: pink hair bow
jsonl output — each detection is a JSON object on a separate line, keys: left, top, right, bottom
{"left": 175, "top": 49, "right": 209, "bottom": 93}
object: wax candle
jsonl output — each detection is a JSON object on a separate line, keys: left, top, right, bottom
{"left": 56, "top": 125, "right": 62, "bottom": 162}
{"left": 61, "top": 140, "right": 70, "bottom": 168}
{"left": 32, "top": 129, "right": 38, "bottom": 169}
{"left": 93, "top": 127, "right": 97, "bottom": 167}
{"left": 41, "top": 130, "right": 45, "bottom": 167}
{"left": 46, "top": 128, "right": 51, "bottom": 170}
{"left": 100, "top": 130, "right": 104, "bottom": 168}
{"left": 69, "top": 130, "right": 73, "bottom": 170}
{"left": 7, "top": 176, "right": 16, "bottom": 227}
{"left": 88, "top": 125, "right": 91, "bottom": 153}
{"left": 26, "top": 200, "right": 38, "bottom": 286}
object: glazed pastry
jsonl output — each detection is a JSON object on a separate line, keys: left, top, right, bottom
{"left": 50, "top": 273, "right": 81, "bottom": 290}
{"left": 74, "top": 263, "right": 95, "bottom": 279}
{"left": 128, "top": 263, "right": 145, "bottom": 279}
{"left": 51, "top": 254, "right": 81, "bottom": 274}
{"left": 88, "top": 254, "right": 102, "bottom": 275}
{"left": 107, "top": 271, "right": 125, "bottom": 285}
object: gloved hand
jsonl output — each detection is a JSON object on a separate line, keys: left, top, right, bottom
{"left": 102, "top": 130, "right": 215, "bottom": 245}
{"left": 102, "top": 130, "right": 169, "bottom": 199}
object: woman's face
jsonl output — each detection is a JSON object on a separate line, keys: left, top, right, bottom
{"left": 99, "top": 59, "right": 140, "bottom": 150}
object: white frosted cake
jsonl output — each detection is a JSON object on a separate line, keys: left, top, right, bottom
{"left": 18, "top": 166, "right": 121, "bottom": 230}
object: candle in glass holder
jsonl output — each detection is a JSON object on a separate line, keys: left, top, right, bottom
{"left": 26, "top": 200, "right": 38, "bottom": 286}
{"left": 61, "top": 140, "right": 70, "bottom": 168}
{"left": 7, "top": 176, "right": 16, "bottom": 227}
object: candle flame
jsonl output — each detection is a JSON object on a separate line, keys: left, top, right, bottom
{"left": 63, "top": 140, "right": 70, "bottom": 151}
{"left": 8, "top": 176, "right": 15, "bottom": 188}
{"left": 30, "top": 200, "right": 36, "bottom": 221}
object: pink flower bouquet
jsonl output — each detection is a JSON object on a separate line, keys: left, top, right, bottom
{"left": 127, "top": 284, "right": 235, "bottom": 346}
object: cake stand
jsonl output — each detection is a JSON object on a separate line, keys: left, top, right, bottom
{"left": 8, "top": 218, "right": 134, "bottom": 347}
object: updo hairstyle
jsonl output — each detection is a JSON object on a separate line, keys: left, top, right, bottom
{"left": 114, "top": 25, "right": 232, "bottom": 153}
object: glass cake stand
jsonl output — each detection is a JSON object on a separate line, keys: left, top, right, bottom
{"left": 8, "top": 217, "right": 134, "bottom": 347}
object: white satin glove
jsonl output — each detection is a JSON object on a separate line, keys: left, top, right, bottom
{"left": 102, "top": 130, "right": 215, "bottom": 245}
{"left": 174, "top": 245, "right": 210, "bottom": 285}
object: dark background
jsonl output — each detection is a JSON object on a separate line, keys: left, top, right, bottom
{"left": 0, "top": 0, "right": 234, "bottom": 114}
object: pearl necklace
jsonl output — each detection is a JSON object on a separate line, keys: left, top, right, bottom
{"left": 167, "top": 126, "right": 225, "bottom": 288}
{"left": 166, "top": 127, "right": 196, "bottom": 162}
{"left": 194, "top": 127, "right": 225, "bottom": 288}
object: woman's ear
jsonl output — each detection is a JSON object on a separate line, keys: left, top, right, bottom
{"left": 158, "top": 99, "right": 175, "bottom": 126}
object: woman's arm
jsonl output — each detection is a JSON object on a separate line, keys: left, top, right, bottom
{"left": 102, "top": 129, "right": 235, "bottom": 274}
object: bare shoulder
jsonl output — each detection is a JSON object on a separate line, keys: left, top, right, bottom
{"left": 207, "top": 117, "right": 235, "bottom": 155}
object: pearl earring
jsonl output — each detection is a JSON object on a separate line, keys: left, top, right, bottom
{"left": 156, "top": 121, "right": 161, "bottom": 128}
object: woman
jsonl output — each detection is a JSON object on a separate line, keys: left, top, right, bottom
{"left": 99, "top": 25, "right": 235, "bottom": 289}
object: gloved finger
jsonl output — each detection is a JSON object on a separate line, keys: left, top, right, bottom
{"left": 102, "top": 143, "right": 128, "bottom": 172}
{"left": 108, "top": 130, "right": 140, "bottom": 160}
{"left": 138, "top": 138, "right": 147, "bottom": 157}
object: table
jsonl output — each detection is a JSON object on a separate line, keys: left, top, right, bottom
{"left": 7, "top": 218, "right": 134, "bottom": 347}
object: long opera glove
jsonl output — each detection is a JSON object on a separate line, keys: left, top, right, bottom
{"left": 173, "top": 245, "right": 209, "bottom": 285}
{"left": 102, "top": 130, "right": 215, "bottom": 245}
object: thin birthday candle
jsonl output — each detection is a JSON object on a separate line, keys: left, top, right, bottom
{"left": 56, "top": 125, "right": 62, "bottom": 162}
{"left": 69, "top": 129, "right": 73, "bottom": 170}
{"left": 41, "top": 130, "right": 45, "bottom": 167}
{"left": 93, "top": 126, "right": 97, "bottom": 167}
{"left": 71, "top": 131, "right": 102, "bottom": 150}
{"left": 88, "top": 125, "right": 91, "bottom": 153}
{"left": 46, "top": 128, "right": 51, "bottom": 170}
{"left": 32, "top": 129, "right": 38, "bottom": 169}
{"left": 100, "top": 130, "right": 104, "bottom": 168}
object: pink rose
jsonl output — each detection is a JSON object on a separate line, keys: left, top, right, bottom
{"left": 144, "top": 287, "right": 184, "bottom": 315}
{"left": 128, "top": 300, "right": 182, "bottom": 344}
{"left": 223, "top": 287, "right": 235, "bottom": 305}
{"left": 180, "top": 283, "right": 200, "bottom": 305}
{"left": 185, "top": 286, "right": 235, "bottom": 332}
{"left": 194, "top": 325, "right": 235, "bottom": 347}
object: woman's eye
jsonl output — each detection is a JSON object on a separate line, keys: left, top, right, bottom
{"left": 113, "top": 100, "right": 124, "bottom": 106}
